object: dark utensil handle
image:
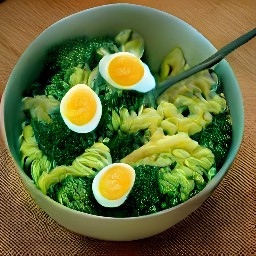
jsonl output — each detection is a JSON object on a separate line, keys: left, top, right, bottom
{"left": 156, "top": 28, "right": 256, "bottom": 98}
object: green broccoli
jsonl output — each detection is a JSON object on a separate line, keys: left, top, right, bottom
{"left": 48, "top": 175, "right": 97, "bottom": 215}
{"left": 42, "top": 36, "right": 114, "bottom": 101}
{"left": 20, "top": 31, "right": 234, "bottom": 219}
{"left": 44, "top": 72, "right": 70, "bottom": 101}
{"left": 124, "top": 165, "right": 162, "bottom": 216}
{"left": 20, "top": 124, "right": 44, "bottom": 176}
{"left": 45, "top": 65, "right": 91, "bottom": 101}
{"left": 105, "top": 130, "right": 144, "bottom": 162}
{"left": 31, "top": 112, "right": 96, "bottom": 166}
{"left": 191, "top": 110, "right": 232, "bottom": 170}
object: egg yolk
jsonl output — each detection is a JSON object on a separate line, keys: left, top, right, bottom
{"left": 99, "top": 165, "right": 133, "bottom": 200}
{"left": 108, "top": 54, "right": 144, "bottom": 86}
{"left": 63, "top": 86, "right": 97, "bottom": 126}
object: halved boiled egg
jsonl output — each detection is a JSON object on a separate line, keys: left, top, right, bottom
{"left": 99, "top": 52, "right": 155, "bottom": 93}
{"left": 92, "top": 163, "right": 136, "bottom": 208}
{"left": 60, "top": 84, "right": 102, "bottom": 133}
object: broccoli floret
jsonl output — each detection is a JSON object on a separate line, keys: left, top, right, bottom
{"left": 44, "top": 36, "right": 117, "bottom": 73}
{"left": 45, "top": 65, "right": 92, "bottom": 101}
{"left": 48, "top": 176, "right": 97, "bottom": 215}
{"left": 44, "top": 72, "right": 70, "bottom": 101}
{"left": 106, "top": 130, "right": 144, "bottom": 162}
{"left": 94, "top": 67, "right": 145, "bottom": 112}
{"left": 191, "top": 110, "right": 232, "bottom": 170}
{"left": 31, "top": 112, "right": 96, "bottom": 166}
{"left": 125, "top": 165, "right": 162, "bottom": 216}
{"left": 48, "top": 165, "right": 162, "bottom": 218}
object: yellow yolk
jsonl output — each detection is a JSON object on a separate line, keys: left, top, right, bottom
{"left": 63, "top": 86, "right": 97, "bottom": 126}
{"left": 108, "top": 54, "right": 144, "bottom": 86}
{"left": 99, "top": 165, "right": 133, "bottom": 200}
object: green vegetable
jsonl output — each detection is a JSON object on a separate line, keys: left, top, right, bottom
{"left": 106, "top": 130, "right": 144, "bottom": 162}
{"left": 22, "top": 95, "right": 60, "bottom": 122}
{"left": 121, "top": 128, "right": 216, "bottom": 208}
{"left": 158, "top": 47, "right": 189, "bottom": 82}
{"left": 31, "top": 112, "right": 96, "bottom": 166}
{"left": 45, "top": 65, "right": 91, "bottom": 101}
{"left": 31, "top": 156, "right": 52, "bottom": 187}
{"left": 121, "top": 128, "right": 210, "bottom": 165}
{"left": 119, "top": 106, "right": 162, "bottom": 134}
{"left": 48, "top": 176, "right": 97, "bottom": 215}
{"left": 72, "top": 143, "right": 112, "bottom": 173}
{"left": 159, "top": 163, "right": 211, "bottom": 208}
{"left": 191, "top": 110, "right": 232, "bottom": 170}
{"left": 44, "top": 69, "right": 72, "bottom": 101}
{"left": 96, "top": 84, "right": 147, "bottom": 161}
{"left": 99, "top": 89, "right": 145, "bottom": 136}
{"left": 115, "top": 29, "right": 144, "bottom": 58}
{"left": 38, "top": 165, "right": 94, "bottom": 195}
{"left": 20, "top": 125, "right": 43, "bottom": 173}
{"left": 68, "top": 64, "right": 91, "bottom": 87}
{"left": 157, "top": 70, "right": 227, "bottom": 136}
{"left": 123, "top": 165, "right": 162, "bottom": 216}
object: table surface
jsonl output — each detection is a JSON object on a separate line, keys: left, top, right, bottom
{"left": 0, "top": 0, "right": 255, "bottom": 255}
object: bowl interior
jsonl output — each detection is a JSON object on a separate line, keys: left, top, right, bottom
{"left": 1, "top": 4, "right": 244, "bottom": 240}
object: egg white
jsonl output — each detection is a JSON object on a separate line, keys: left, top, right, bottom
{"left": 92, "top": 163, "right": 136, "bottom": 208}
{"left": 99, "top": 52, "right": 155, "bottom": 93}
{"left": 60, "top": 84, "right": 102, "bottom": 133}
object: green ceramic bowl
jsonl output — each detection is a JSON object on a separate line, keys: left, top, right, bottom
{"left": 0, "top": 4, "right": 244, "bottom": 241}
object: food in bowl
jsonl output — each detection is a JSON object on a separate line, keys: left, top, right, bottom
{"left": 19, "top": 28, "right": 232, "bottom": 218}
{"left": 2, "top": 4, "right": 244, "bottom": 240}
